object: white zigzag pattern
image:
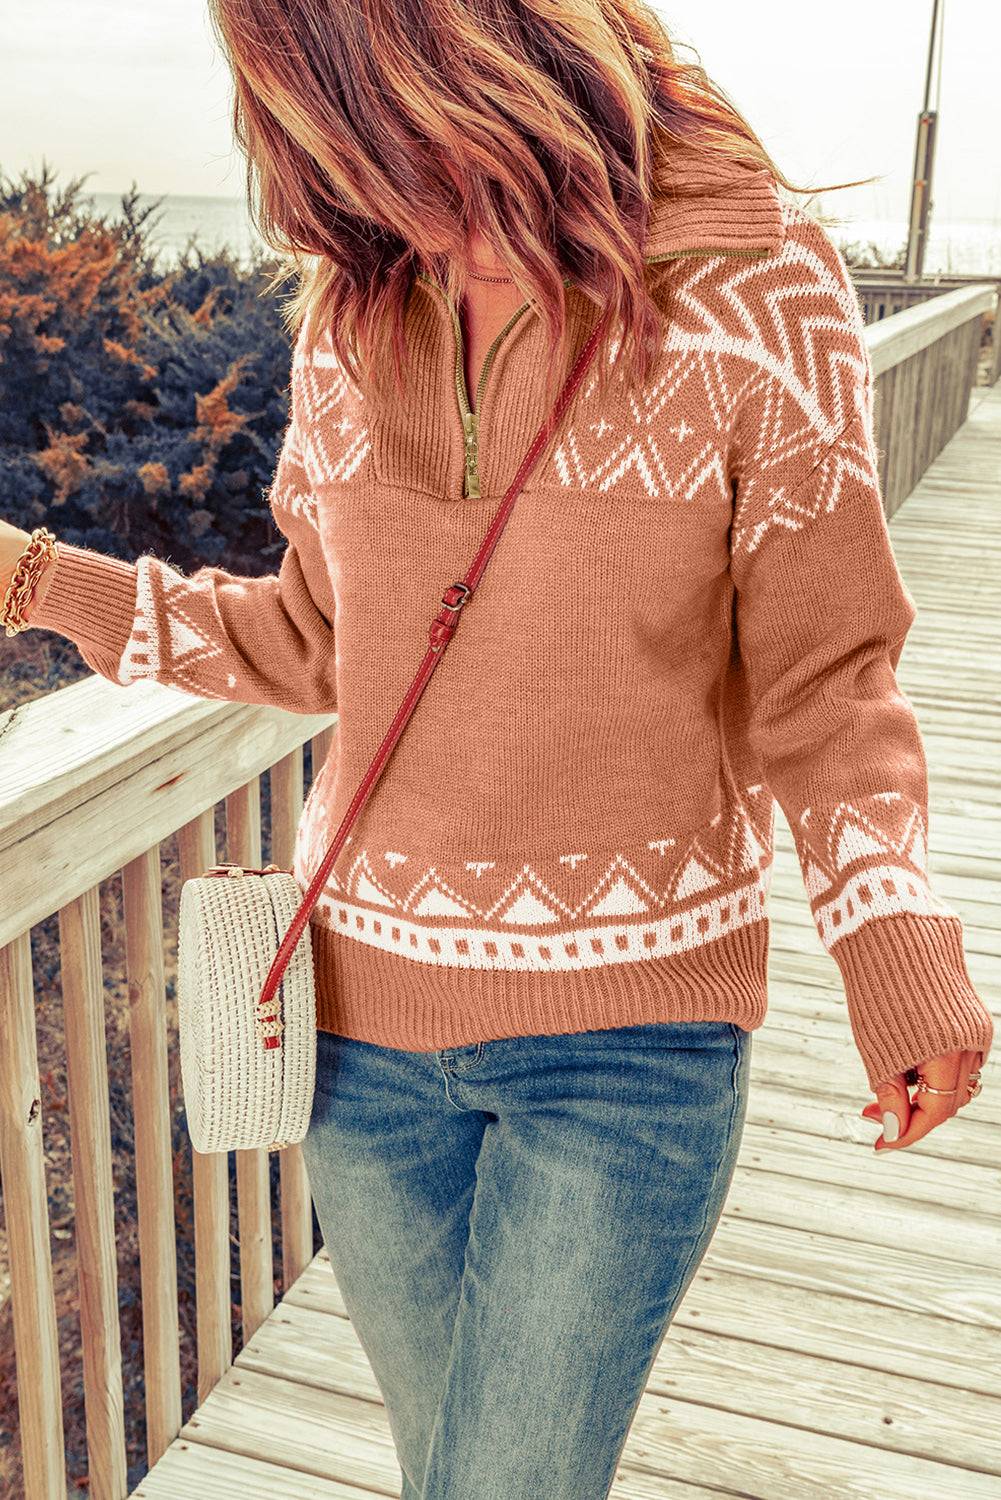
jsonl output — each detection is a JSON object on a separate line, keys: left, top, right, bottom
{"left": 731, "top": 416, "right": 878, "bottom": 554}
{"left": 553, "top": 351, "right": 735, "bottom": 497}
{"left": 552, "top": 204, "right": 875, "bottom": 553}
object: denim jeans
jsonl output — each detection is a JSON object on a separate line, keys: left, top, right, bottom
{"left": 301, "top": 1018, "right": 751, "bottom": 1500}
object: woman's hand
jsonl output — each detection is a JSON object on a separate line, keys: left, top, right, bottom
{"left": 0, "top": 520, "right": 32, "bottom": 593}
{"left": 861, "top": 1049, "right": 984, "bottom": 1152}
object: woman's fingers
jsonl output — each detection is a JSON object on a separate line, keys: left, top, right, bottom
{"left": 868, "top": 1075, "right": 911, "bottom": 1147}
{"left": 860, "top": 1050, "right": 985, "bottom": 1154}
{"left": 954, "top": 1050, "right": 982, "bottom": 1109}
{"left": 873, "top": 1052, "right": 962, "bottom": 1152}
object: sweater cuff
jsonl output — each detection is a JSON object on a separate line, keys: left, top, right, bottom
{"left": 24, "top": 541, "right": 139, "bottom": 680}
{"left": 832, "top": 913, "right": 994, "bottom": 1091}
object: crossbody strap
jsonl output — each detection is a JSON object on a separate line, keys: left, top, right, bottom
{"left": 255, "top": 305, "right": 612, "bottom": 1028}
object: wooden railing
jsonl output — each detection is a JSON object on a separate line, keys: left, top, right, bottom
{"left": 855, "top": 269, "right": 1001, "bottom": 389}
{"left": 856, "top": 264, "right": 1001, "bottom": 297}
{"left": 0, "top": 275, "right": 996, "bottom": 1498}
{"left": 865, "top": 281, "right": 997, "bottom": 516}
{"left": 0, "top": 679, "right": 335, "bottom": 1498}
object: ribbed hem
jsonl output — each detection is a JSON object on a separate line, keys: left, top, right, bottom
{"left": 833, "top": 913, "right": 994, "bottom": 1091}
{"left": 26, "top": 541, "right": 138, "bottom": 679}
{"left": 309, "top": 917, "right": 771, "bottom": 1051}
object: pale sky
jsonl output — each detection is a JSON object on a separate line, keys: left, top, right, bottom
{"left": 3, "top": 0, "right": 999, "bottom": 229}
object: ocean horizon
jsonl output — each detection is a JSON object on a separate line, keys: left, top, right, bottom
{"left": 86, "top": 190, "right": 1001, "bottom": 278}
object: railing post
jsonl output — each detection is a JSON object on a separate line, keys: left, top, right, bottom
{"left": 121, "top": 847, "right": 182, "bottom": 1466}
{"left": 0, "top": 931, "right": 67, "bottom": 1500}
{"left": 226, "top": 778, "right": 275, "bottom": 1342}
{"left": 271, "top": 747, "right": 315, "bottom": 1291}
{"left": 59, "top": 887, "right": 128, "bottom": 1498}
{"left": 176, "top": 807, "right": 233, "bottom": 1403}
{"left": 311, "top": 725, "right": 335, "bottom": 775}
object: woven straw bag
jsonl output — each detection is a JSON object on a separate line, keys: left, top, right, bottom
{"left": 178, "top": 867, "right": 316, "bottom": 1153}
{"left": 175, "top": 309, "right": 609, "bottom": 1156}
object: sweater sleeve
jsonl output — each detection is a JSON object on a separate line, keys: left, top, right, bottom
{"left": 728, "top": 212, "right": 993, "bottom": 1092}
{"left": 23, "top": 324, "right": 337, "bottom": 716}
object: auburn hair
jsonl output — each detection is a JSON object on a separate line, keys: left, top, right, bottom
{"left": 208, "top": 0, "right": 873, "bottom": 412}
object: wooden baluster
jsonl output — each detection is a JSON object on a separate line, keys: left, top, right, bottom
{"left": 176, "top": 808, "right": 233, "bottom": 1402}
{"left": 59, "top": 887, "right": 128, "bottom": 1499}
{"left": 225, "top": 778, "right": 274, "bottom": 1342}
{"left": 270, "top": 749, "right": 314, "bottom": 1292}
{"left": 310, "top": 725, "right": 335, "bottom": 780}
{"left": 121, "top": 847, "right": 182, "bottom": 1466}
{"left": 0, "top": 931, "right": 67, "bottom": 1500}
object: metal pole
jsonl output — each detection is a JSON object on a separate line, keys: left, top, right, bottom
{"left": 905, "top": 0, "right": 943, "bottom": 280}
{"left": 921, "top": 0, "right": 941, "bottom": 111}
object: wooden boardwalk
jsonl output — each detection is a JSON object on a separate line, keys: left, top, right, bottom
{"left": 130, "top": 384, "right": 1001, "bottom": 1500}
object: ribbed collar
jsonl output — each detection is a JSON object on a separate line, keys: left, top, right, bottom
{"left": 418, "top": 156, "right": 786, "bottom": 287}
{"left": 402, "top": 155, "right": 787, "bottom": 499}
{"left": 641, "top": 154, "right": 786, "bottom": 261}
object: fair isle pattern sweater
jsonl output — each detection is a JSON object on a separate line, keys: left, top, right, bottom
{"left": 25, "top": 160, "right": 994, "bottom": 1090}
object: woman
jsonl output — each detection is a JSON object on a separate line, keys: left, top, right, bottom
{"left": 2, "top": 3, "right": 992, "bottom": 1496}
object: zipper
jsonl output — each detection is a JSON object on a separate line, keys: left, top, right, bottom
{"left": 416, "top": 245, "right": 771, "bottom": 499}
{"left": 418, "top": 272, "right": 581, "bottom": 498}
{"left": 643, "top": 245, "right": 772, "bottom": 265}
{"left": 454, "top": 295, "right": 534, "bottom": 499}
{"left": 417, "top": 273, "right": 533, "bottom": 498}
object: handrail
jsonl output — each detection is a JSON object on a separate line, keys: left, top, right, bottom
{"left": 866, "top": 281, "right": 997, "bottom": 377}
{"left": 0, "top": 675, "right": 336, "bottom": 947}
{"left": 864, "top": 278, "right": 995, "bottom": 515}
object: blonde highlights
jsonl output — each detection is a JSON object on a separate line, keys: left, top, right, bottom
{"left": 208, "top": 0, "right": 871, "bottom": 411}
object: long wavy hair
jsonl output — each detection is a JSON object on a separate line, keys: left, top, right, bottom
{"left": 208, "top": 0, "right": 873, "bottom": 411}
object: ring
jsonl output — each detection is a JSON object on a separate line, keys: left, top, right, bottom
{"left": 913, "top": 1073, "right": 957, "bottom": 1096}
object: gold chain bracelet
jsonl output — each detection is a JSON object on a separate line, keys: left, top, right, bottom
{"left": 2, "top": 527, "right": 59, "bottom": 637}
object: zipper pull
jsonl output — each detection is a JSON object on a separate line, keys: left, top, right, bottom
{"left": 461, "top": 410, "right": 481, "bottom": 499}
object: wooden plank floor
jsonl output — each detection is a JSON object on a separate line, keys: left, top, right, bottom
{"left": 131, "top": 385, "right": 1001, "bottom": 1499}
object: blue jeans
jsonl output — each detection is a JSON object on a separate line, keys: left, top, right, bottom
{"left": 301, "top": 1018, "right": 751, "bottom": 1499}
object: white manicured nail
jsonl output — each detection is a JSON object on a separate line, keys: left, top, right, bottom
{"left": 881, "top": 1111, "right": 900, "bottom": 1142}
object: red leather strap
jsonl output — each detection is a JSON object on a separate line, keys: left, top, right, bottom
{"left": 254, "top": 305, "right": 611, "bottom": 1037}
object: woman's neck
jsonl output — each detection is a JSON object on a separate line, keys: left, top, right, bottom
{"left": 464, "top": 226, "right": 512, "bottom": 280}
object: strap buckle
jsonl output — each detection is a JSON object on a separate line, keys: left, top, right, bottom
{"left": 440, "top": 581, "right": 471, "bottom": 612}
{"left": 429, "top": 582, "right": 472, "bottom": 652}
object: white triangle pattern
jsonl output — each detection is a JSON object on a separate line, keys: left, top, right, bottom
{"left": 117, "top": 558, "right": 226, "bottom": 692}
{"left": 167, "top": 613, "right": 213, "bottom": 662}
{"left": 298, "top": 801, "right": 773, "bottom": 933}
{"left": 501, "top": 889, "right": 562, "bottom": 925}
{"left": 674, "top": 857, "right": 721, "bottom": 898}
{"left": 588, "top": 876, "right": 650, "bottom": 917}
{"left": 835, "top": 823, "right": 890, "bottom": 868}
{"left": 793, "top": 792, "right": 958, "bottom": 941}
{"left": 291, "top": 329, "right": 372, "bottom": 495}
{"left": 413, "top": 886, "right": 472, "bottom": 919}
{"left": 297, "top": 786, "right": 780, "bottom": 972}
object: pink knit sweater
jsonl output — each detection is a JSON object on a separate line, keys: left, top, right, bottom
{"left": 24, "top": 159, "right": 994, "bottom": 1090}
